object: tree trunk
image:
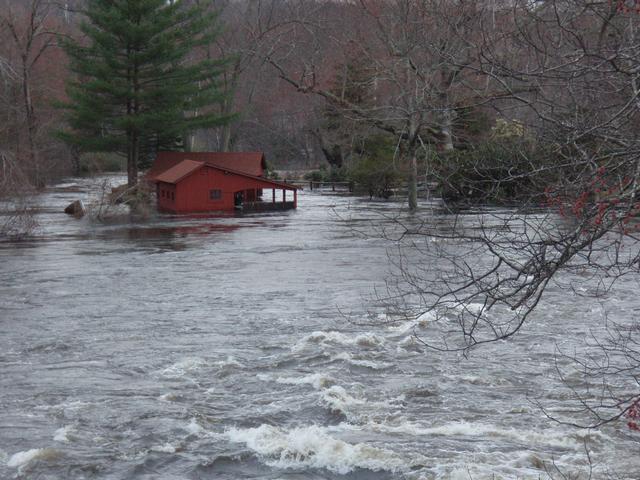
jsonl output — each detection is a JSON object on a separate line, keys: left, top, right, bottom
{"left": 219, "top": 59, "right": 243, "bottom": 152}
{"left": 71, "top": 147, "right": 81, "bottom": 176}
{"left": 127, "top": 132, "right": 139, "bottom": 188}
{"left": 221, "top": 124, "right": 232, "bottom": 152}
{"left": 440, "top": 108, "right": 455, "bottom": 152}
{"left": 22, "top": 61, "right": 40, "bottom": 187}
{"left": 320, "top": 145, "right": 343, "bottom": 168}
{"left": 316, "top": 129, "right": 343, "bottom": 168}
{"left": 406, "top": 121, "right": 419, "bottom": 212}
{"left": 408, "top": 150, "right": 418, "bottom": 212}
{"left": 129, "top": 56, "right": 140, "bottom": 188}
{"left": 187, "top": 134, "right": 193, "bottom": 152}
{"left": 127, "top": 150, "right": 137, "bottom": 188}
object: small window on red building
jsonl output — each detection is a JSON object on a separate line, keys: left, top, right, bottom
{"left": 171, "top": 192, "right": 175, "bottom": 201}
{"left": 161, "top": 190, "right": 164, "bottom": 198}
{"left": 209, "top": 189, "right": 222, "bottom": 200}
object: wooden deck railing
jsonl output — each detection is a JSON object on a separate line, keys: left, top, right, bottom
{"left": 284, "top": 180, "right": 354, "bottom": 192}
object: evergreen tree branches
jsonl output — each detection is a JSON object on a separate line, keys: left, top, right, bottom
{"left": 58, "top": 0, "right": 233, "bottom": 187}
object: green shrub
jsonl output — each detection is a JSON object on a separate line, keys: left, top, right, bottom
{"left": 327, "top": 166, "right": 347, "bottom": 182}
{"left": 348, "top": 155, "right": 401, "bottom": 199}
{"left": 303, "top": 165, "right": 346, "bottom": 182}
{"left": 347, "top": 135, "right": 401, "bottom": 198}
{"left": 433, "top": 139, "right": 558, "bottom": 204}
{"left": 304, "top": 170, "right": 325, "bottom": 182}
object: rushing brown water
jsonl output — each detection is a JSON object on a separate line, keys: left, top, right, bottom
{"left": 1, "top": 175, "right": 638, "bottom": 479}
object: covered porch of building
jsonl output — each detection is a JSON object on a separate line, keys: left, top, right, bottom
{"left": 234, "top": 185, "right": 298, "bottom": 212}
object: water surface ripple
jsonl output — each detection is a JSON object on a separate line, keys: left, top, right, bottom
{"left": 0, "top": 176, "right": 638, "bottom": 479}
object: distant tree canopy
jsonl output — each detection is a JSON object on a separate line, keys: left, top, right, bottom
{"left": 316, "top": 57, "right": 377, "bottom": 169}
{"left": 58, "top": 0, "right": 233, "bottom": 187}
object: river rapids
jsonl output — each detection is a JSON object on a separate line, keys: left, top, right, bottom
{"left": 0, "top": 176, "right": 638, "bottom": 479}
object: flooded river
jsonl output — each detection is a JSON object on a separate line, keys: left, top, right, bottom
{"left": 1, "top": 176, "right": 638, "bottom": 479}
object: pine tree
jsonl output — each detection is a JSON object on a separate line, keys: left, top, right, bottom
{"left": 59, "top": 0, "right": 232, "bottom": 187}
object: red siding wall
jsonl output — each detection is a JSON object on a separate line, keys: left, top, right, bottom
{"left": 176, "top": 167, "right": 234, "bottom": 212}
{"left": 157, "top": 183, "right": 177, "bottom": 212}
{"left": 156, "top": 165, "right": 294, "bottom": 213}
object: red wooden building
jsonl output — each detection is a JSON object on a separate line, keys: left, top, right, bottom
{"left": 148, "top": 152, "right": 298, "bottom": 214}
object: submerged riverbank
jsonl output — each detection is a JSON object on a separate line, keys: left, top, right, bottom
{"left": 0, "top": 176, "right": 638, "bottom": 479}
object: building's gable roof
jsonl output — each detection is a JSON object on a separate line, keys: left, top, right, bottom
{"left": 208, "top": 165, "right": 299, "bottom": 190}
{"left": 154, "top": 160, "right": 205, "bottom": 184}
{"left": 154, "top": 160, "right": 298, "bottom": 191}
{"left": 147, "top": 151, "right": 266, "bottom": 180}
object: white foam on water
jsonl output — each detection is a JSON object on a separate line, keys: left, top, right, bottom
{"left": 331, "top": 352, "right": 353, "bottom": 363}
{"left": 52, "top": 181, "right": 83, "bottom": 189}
{"left": 348, "top": 358, "right": 393, "bottom": 370}
{"left": 160, "top": 356, "right": 243, "bottom": 379}
{"left": 396, "top": 335, "right": 425, "bottom": 353}
{"left": 387, "top": 312, "right": 433, "bottom": 334}
{"left": 440, "top": 302, "right": 486, "bottom": 316}
{"left": 320, "top": 386, "right": 367, "bottom": 419}
{"left": 53, "top": 425, "right": 74, "bottom": 443}
{"left": 160, "top": 357, "right": 207, "bottom": 378}
{"left": 354, "top": 333, "right": 385, "bottom": 347}
{"left": 186, "top": 418, "right": 204, "bottom": 435}
{"left": 440, "top": 465, "right": 513, "bottom": 480}
{"left": 61, "top": 400, "right": 90, "bottom": 410}
{"left": 293, "top": 331, "right": 385, "bottom": 352}
{"left": 158, "top": 392, "right": 180, "bottom": 402}
{"left": 397, "top": 335, "right": 416, "bottom": 346}
{"left": 443, "top": 373, "right": 511, "bottom": 386}
{"left": 225, "top": 424, "right": 409, "bottom": 474}
{"left": 320, "top": 386, "right": 404, "bottom": 422}
{"left": 7, "top": 448, "right": 58, "bottom": 469}
{"left": 423, "top": 449, "right": 600, "bottom": 480}
{"left": 258, "top": 372, "right": 334, "bottom": 390}
{"left": 356, "top": 419, "right": 611, "bottom": 450}
{"left": 215, "top": 355, "right": 244, "bottom": 369}
{"left": 330, "top": 352, "right": 393, "bottom": 370}
{"left": 508, "top": 406, "right": 531, "bottom": 414}
{"left": 150, "top": 443, "right": 176, "bottom": 453}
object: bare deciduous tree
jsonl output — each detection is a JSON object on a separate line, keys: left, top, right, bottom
{"left": 0, "top": 0, "right": 63, "bottom": 187}
{"left": 384, "top": 0, "right": 640, "bottom": 431}
{"left": 267, "top": 0, "right": 496, "bottom": 209}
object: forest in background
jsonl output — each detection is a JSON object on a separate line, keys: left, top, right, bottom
{"left": 0, "top": 0, "right": 382, "bottom": 186}
{"left": 1, "top": 0, "right": 639, "bottom": 209}
{"left": 0, "top": 0, "right": 588, "bottom": 201}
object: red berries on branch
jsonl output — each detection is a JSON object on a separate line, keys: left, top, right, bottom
{"left": 627, "top": 398, "right": 640, "bottom": 432}
{"left": 613, "top": 0, "right": 640, "bottom": 14}
{"left": 541, "top": 166, "right": 640, "bottom": 235}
